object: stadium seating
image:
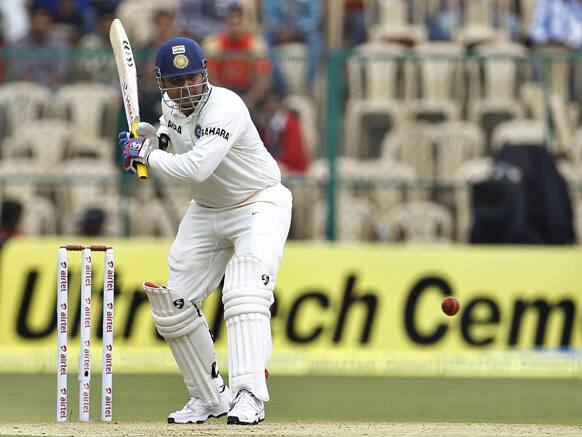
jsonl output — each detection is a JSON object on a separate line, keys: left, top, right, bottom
{"left": 368, "top": 0, "right": 427, "bottom": 45}
{"left": 407, "top": 42, "right": 464, "bottom": 123}
{"left": 428, "top": 121, "right": 485, "bottom": 180}
{"left": 0, "top": 81, "right": 51, "bottom": 139}
{"left": 312, "top": 191, "right": 376, "bottom": 241}
{"left": 0, "top": 158, "right": 58, "bottom": 235}
{"left": 468, "top": 41, "right": 527, "bottom": 149}
{"left": 0, "top": 0, "right": 579, "bottom": 242}
{"left": 2, "top": 120, "right": 71, "bottom": 171}
{"left": 272, "top": 42, "right": 310, "bottom": 95}
{"left": 127, "top": 183, "right": 178, "bottom": 237}
{"left": 453, "top": 0, "right": 512, "bottom": 46}
{"left": 381, "top": 123, "right": 434, "bottom": 185}
{"left": 17, "top": 195, "right": 58, "bottom": 235}
{"left": 344, "top": 41, "right": 408, "bottom": 158}
{"left": 56, "top": 158, "right": 122, "bottom": 235}
{"left": 572, "top": 127, "right": 582, "bottom": 164}
{"left": 381, "top": 200, "right": 454, "bottom": 243}
{"left": 54, "top": 83, "right": 119, "bottom": 140}
{"left": 490, "top": 119, "right": 546, "bottom": 150}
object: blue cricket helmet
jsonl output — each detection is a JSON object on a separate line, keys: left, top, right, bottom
{"left": 155, "top": 37, "right": 207, "bottom": 79}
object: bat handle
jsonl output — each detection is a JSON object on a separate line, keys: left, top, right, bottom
{"left": 131, "top": 119, "right": 149, "bottom": 181}
{"left": 136, "top": 163, "right": 148, "bottom": 180}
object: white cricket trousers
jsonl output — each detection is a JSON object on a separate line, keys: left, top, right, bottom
{"left": 167, "top": 183, "right": 292, "bottom": 304}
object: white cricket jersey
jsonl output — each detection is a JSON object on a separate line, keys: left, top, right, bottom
{"left": 148, "top": 85, "right": 281, "bottom": 208}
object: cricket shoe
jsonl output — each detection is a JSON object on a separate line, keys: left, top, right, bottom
{"left": 227, "top": 389, "right": 265, "bottom": 425}
{"left": 168, "top": 384, "right": 232, "bottom": 424}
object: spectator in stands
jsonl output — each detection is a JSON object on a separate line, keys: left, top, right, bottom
{"left": 343, "top": 0, "right": 367, "bottom": 48}
{"left": 528, "top": 0, "right": 582, "bottom": 49}
{"left": 527, "top": 0, "right": 582, "bottom": 98}
{"left": 74, "top": 4, "right": 116, "bottom": 83}
{"left": 78, "top": 207, "right": 106, "bottom": 236}
{"left": 0, "top": 199, "right": 23, "bottom": 247}
{"left": 177, "top": 0, "right": 238, "bottom": 42}
{"left": 204, "top": 4, "right": 273, "bottom": 111}
{"left": 92, "top": 0, "right": 122, "bottom": 11}
{"left": 426, "top": 0, "right": 520, "bottom": 43}
{"left": 146, "top": 9, "right": 178, "bottom": 49}
{"left": 261, "top": 0, "right": 322, "bottom": 94}
{"left": 32, "top": 0, "right": 96, "bottom": 38}
{"left": 9, "top": 5, "right": 69, "bottom": 87}
{"left": 324, "top": 0, "right": 367, "bottom": 49}
{"left": 258, "top": 93, "right": 309, "bottom": 174}
{"left": 0, "top": 0, "right": 29, "bottom": 43}
{"left": 138, "top": 9, "right": 179, "bottom": 124}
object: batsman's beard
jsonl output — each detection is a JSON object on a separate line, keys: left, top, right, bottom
{"left": 158, "top": 76, "right": 211, "bottom": 115}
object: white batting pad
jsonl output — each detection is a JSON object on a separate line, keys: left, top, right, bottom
{"left": 143, "top": 281, "right": 220, "bottom": 408}
{"left": 223, "top": 256, "right": 274, "bottom": 401}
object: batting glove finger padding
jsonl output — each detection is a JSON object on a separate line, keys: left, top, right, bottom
{"left": 135, "top": 122, "right": 159, "bottom": 148}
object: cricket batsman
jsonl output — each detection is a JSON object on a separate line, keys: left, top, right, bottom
{"left": 119, "top": 37, "right": 292, "bottom": 425}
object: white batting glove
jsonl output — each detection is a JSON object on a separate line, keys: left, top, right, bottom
{"left": 135, "top": 122, "right": 159, "bottom": 148}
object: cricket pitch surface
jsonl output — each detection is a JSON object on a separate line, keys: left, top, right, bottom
{"left": 2, "top": 422, "right": 582, "bottom": 437}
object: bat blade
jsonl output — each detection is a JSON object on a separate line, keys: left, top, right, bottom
{"left": 110, "top": 18, "right": 148, "bottom": 181}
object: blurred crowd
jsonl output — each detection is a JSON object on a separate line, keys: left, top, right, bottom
{"left": 0, "top": 0, "right": 581, "bottom": 243}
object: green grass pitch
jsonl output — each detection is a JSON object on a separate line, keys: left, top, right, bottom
{"left": 1, "top": 374, "right": 582, "bottom": 424}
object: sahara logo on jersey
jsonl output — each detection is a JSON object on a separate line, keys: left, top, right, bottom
{"left": 194, "top": 124, "right": 231, "bottom": 141}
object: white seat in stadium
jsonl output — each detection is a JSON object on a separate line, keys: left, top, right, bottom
{"left": 67, "top": 136, "right": 115, "bottom": 162}
{"left": 468, "top": 41, "right": 527, "bottom": 149}
{"left": 531, "top": 46, "right": 572, "bottom": 102}
{"left": 427, "top": 121, "right": 485, "bottom": 181}
{"left": 406, "top": 42, "right": 464, "bottom": 124}
{"left": 382, "top": 200, "right": 454, "bottom": 244}
{"left": 380, "top": 123, "right": 434, "bottom": 187}
{"left": 127, "top": 183, "right": 178, "bottom": 237}
{"left": 0, "top": 158, "right": 45, "bottom": 200}
{"left": 273, "top": 42, "right": 310, "bottom": 95}
{"left": 571, "top": 127, "right": 582, "bottom": 164}
{"left": 312, "top": 192, "right": 376, "bottom": 241}
{"left": 365, "top": 159, "right": 418, "bottom": 240}
{"left": 3, "top": 120, "right": 72, "bottom": 172}
{"left": 0, "top": 81, "right": 51, "bottom": 139}
{"left": 368, "top": 0, "right": 427, "bottom": 45}
{"left": 556, "top": 160, "right": 582, "bottom": 210}
{"left": 56, "top": 158, "right": 122, "bottom": 236}
{"left": 55, "top": 83, "right": 119, "bottom": 140}
{"left": 548, "top": 93, "right": 579, "bottom": 155}
{"left": 453, "top": 0, "right": 512, "bottom": 46}
{"left": 490, "top": 119, "right": 547, "bottom": 150}
{"left": 0, "top": 191, "right": 57, "bottom": 236}
{"left": 344, "top": 41, "right": 408, "bottom": 159}
{"left": 18, "top": 194, "right": 58, "bottom": 235}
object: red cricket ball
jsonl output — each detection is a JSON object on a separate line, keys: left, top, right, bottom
{"left": 442, "top": 296, "right": 460, "bottom": 316}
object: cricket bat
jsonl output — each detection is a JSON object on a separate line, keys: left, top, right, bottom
{"left": 109, "top": 18, "right": 148, "bottom": 181}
